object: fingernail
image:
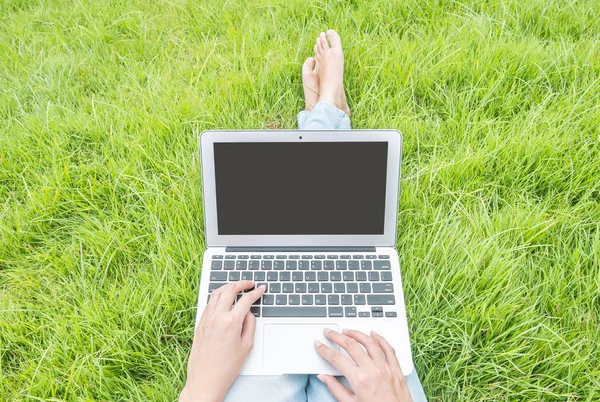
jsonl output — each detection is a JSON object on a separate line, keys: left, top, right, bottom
{"left": 314, "top": 340, "right": 322, "bottom": 347}
{"left": 317, "top": 374, "right": 325, "bottom": 383}
{"left": 371, "top": 330, "right": 378, "bottom": 336}
{"left": 323, "top": 328, "right": 332, "bottom": 335}
{"left": 258, "top": 284, "right": 267, "bottom": 290}
{"left": 342, "top": 328, "right": 349, "bottom": 334}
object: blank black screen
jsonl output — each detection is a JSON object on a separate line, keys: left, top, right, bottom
{"left": 213, "top": 142, "right": 388, "bottom": 235}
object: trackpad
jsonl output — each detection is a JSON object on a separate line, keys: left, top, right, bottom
{"left": 263, "top": 324, "right": 339, "bottom": 373}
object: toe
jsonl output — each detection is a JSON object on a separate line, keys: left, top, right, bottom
{"left": 302, "top": 57, "right": 316, "bottom": 74}
{"left": 314, "top": 44, "right": 321, "bottom": 60}
{"left": 316, "top": 36, "right": 323, "bottom": 54}
{"left": 326, "top": 29, "right": 342, "bottom": 50}
{"left": 319, "top": 32, "right": 329, "bottom": 50}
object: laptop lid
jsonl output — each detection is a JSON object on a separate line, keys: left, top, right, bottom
{"left": 200, "top": 130, "right": 402, "bottom": 247}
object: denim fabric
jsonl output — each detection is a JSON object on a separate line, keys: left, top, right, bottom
{"left": 223, "top": 103, "right": 427, "bottom": 401}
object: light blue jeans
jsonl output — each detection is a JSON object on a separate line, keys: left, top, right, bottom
{"left": 224, "top": 102, "right": 427, "bottom": 402}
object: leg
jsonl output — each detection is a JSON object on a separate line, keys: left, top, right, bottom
{"left": 224, "top": 374, "right": 308, "bottom": 402}
{"left": 298, "top": 30, "right": 351, "bottom": 130}
{"left": 307, "top": 371, "right": 428, "bottom": 402}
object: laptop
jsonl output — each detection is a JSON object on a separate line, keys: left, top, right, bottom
{"left": 196, "top": 130, "right": 414, "bottom": 376}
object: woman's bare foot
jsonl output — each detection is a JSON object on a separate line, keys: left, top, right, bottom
{"left": 302, "top": 57, "right": 319, "bottom": 111}
{"left": 313, "top": 30, "right": 350, "bottom": 116}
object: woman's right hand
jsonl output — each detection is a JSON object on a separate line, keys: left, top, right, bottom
{"left": 315, "top": 329, "right": 413, "bottom": 402}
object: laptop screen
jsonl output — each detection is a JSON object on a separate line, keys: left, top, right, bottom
{"left": 213, "top": 142, "right": 388, "bottom": 235}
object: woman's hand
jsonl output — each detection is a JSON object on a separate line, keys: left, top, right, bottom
{"left": 180, "top": 281, "right": 266, "bottom": 402}
{"left": 315, "top": 329, "right": 413, "bottom": 402}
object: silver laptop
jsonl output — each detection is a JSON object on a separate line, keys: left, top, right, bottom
{"left": 196, "top": 130, "right": 414, "bottom": 376}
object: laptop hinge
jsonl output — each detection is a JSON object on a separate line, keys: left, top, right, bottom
{"left": 225, "top": 246, "right": 377, "bottom": 252}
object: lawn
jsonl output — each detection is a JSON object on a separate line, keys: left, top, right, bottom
{"left": 1, "top": 0, "right": 599, "bottom": 400}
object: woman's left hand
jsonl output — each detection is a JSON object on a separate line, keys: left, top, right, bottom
{"left": 180, "top": 281, "right": 266, "bottom": 402}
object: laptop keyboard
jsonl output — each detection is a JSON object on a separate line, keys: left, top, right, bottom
{"left": 207, "top": 254, "right": 397, "bottom": 318}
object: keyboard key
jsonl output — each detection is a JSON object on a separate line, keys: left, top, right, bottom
{"left": 356, "top": 272, "right": 367, "bottom": 281}
{"left": 385, "top": 312, "right": 397, "bottom": 317}
{"left": 267, "top": 272, "right": 278, "bottom": 281}
{"left": 228, "top": 272, "right": 240, "bottom": 281}
{"left": 348, "top": 261, "right": 360, "bottom": 270}
{"left": 250, "top": 307, "right": 260, "bottom": 317}
{"left": 366, "top": 255, "right": 377, "bottom": 259}
{"left": 341, "top": 295, "right": 353, "bottom": 305}
{"left": 305, "top": 272, "right": 316, "bottom": 281}
{"left": 225, "top": 255, "right": 236, "bottom": 259}
{"left": 213, "top": 255, "right": 223, "bottom": 259}
{"left": 340, "top": 255, "right": 351, "bottom": 259}
{"left": 308, "top": 283, "right": 320, "bottom": 293}
{"left": 238, "top": 255, "right": 249, "bottom": 259}
{"left": 328, "top": 307, "right": 343, "bottom": 317}
{"left": 249, "top": 261, "right": 260, "bottom": 270}
{"left": 354, "top": 295, "right": 366, "bottom": 305}
{"left": 276, "top": 255, "right": 287, "bottom": 259}
{"left": 256, "top": 282, "right": 267, "bottom": 291}
{"left": 334, "top": 283, "right": 345, "bottom": 293}
{"left": 328, "top": 295, "right": 340, "bottom": 305}
{"left": 210, "top": 272, "right": 227, "bottom": 281}
{"left": 252, "top": 296, "right": 261, "bottom": 305}
{"left": 369, "top": 272, "right": 380, "bottom": 281}
{"left": 295, "top": 283, "right": 307, "bottom": 293}
{"left": 286, "top": 261, "right": 297, "bottom": 270}
{"left": 311, "top": 261, "right": 323, "bottom": 270}
{"left": 379, "top": 255, "right": 390, "bottom": 259}
{"left": 289, "top": 255, "right": 300, "bottom": 259}
{"left": 269, "top": 283, "right": 281, "bottom": 293}
{"left": 262, "top": 307, "right": 327, "bottom": 317}
{"left": 353, "top": 255, "right": 364, "bottom": 259}
{"left": 373, "top": 312, "right": 384, "bottom": 317}
{"left": 373, "top": 283, "right": 394, "bottom": 293}
{"left": 302, "top": 295, "right": 313, "bottom": 305}
{"left": 330, "top": 272, "right": 342, "bottom": 281}
{"left": 211, "top": 261, "right": 223, "bottom": 270}
{"left": 315, "top": 295, "right": 327, "bottom": 305}
{"left": 367, "top": 295, "right": 395, "bottom": 305}
{"left": 324, "top": 261, "right": 335, "bottom": 270}
{"left": 321, "top": 283, "right": 333, "bottom": 293}
{"left": 371, "top": 307, "right": 383, "bottom": 312}
{"left": 345, "top": 307, "right": 357, "bottom": 317}
{"left": 263, "top": 294, "right": 274, "bottom": 305}
{"left": 347, "top": 283, "right": 359, "bottom": 293}
{"left": 209, "top": 283, "right": 226, "bottom": 292}
{"left": 261, "top": 261, "right": 272, "bottom": 270}
{"left": 374, "top": 261, "right": 391, "bottom": 270}
{"left": 336, "top": 261, "right": 347, "bottom": 270}
{"left": 254, "top": 272, "right": 265, "bottom": 281}
{"left": 224, "top": 261, "right": 235, "bottom": 270}
{"left": 289, "top": 295, "right": 300, "bottom": 305}
{"left": 251, "top": 255, "right": 261, "bottom": 259}
{"left": 381, "top": 272, "right": 393, "bottom": 281}
{"left": 280, "top": 272, "right": 291, "bottom": 281}
{"left": 274, "top": 261, "right": 285, "bottom": 270}
{"left": 264, "top": 255, "right": 274, "bottom": 259}
{"left": 361, "top": 261, "right": 372, "bottom": 270}
{"left": 292, "top": 272, "right": 303, "bottom": 281}
{"left": 301, "top": 255, "right": 313, "bottom": 259}
{"left": 360, "top": 283, "right": 372, "bottom": 293}
{"left": 314, "top": 255, "right": 326, "bottom": 259}
{"left": 359, "top": 311, "right": 370, "bottom": 317}
{"left": 299, "top": 261, "right": 310, "bottom": 270}
{"left": 241, "top": 272, "right": 253, "bottom": 281}
{"left": 276, "top": 295, "right": 287, "bottom": 305}
{"left": 282, "top": 283, "right": 294, "bottom": 293}
{"left": 343, "top": 272, "right": 354, "bottom": 281}
{"left": 327, "top": 255, "right": 338, "bottom": 259}
{"left": 318, "top": 272, "right": 329, "bottom": 281}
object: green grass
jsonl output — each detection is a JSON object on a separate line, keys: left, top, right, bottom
{"left": 1, "top": 0, "right": 599, "bottom": 400}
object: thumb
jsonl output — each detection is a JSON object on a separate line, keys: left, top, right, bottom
{"left": 240, "top": 311, "right": 257, "bottom": 349}
{"left": 317, "top": 374, "right": 354, "bottom": 402}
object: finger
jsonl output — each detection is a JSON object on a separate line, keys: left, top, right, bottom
{"left": 342, "top": 329, "right": 387, "bottom": 365}
{"left": 215, "top": 281, "right": 256, "bottom": 312}
{"left": 371, "top": 330, "right": 403, "bottom": 377}
{"left": 324, "top": 329, "right": 372, "bottom": 367}
{"left": 233, "top": 284, "right": 266, "bottom": 317}
{"left": 314, "top": 340, "right": 356, "bottom": 377}
{"left": 240, "top": 310, "right": 257, "bottom": 348}
{"left": 317, "top": 374, "right": 354, "bottom": 402}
